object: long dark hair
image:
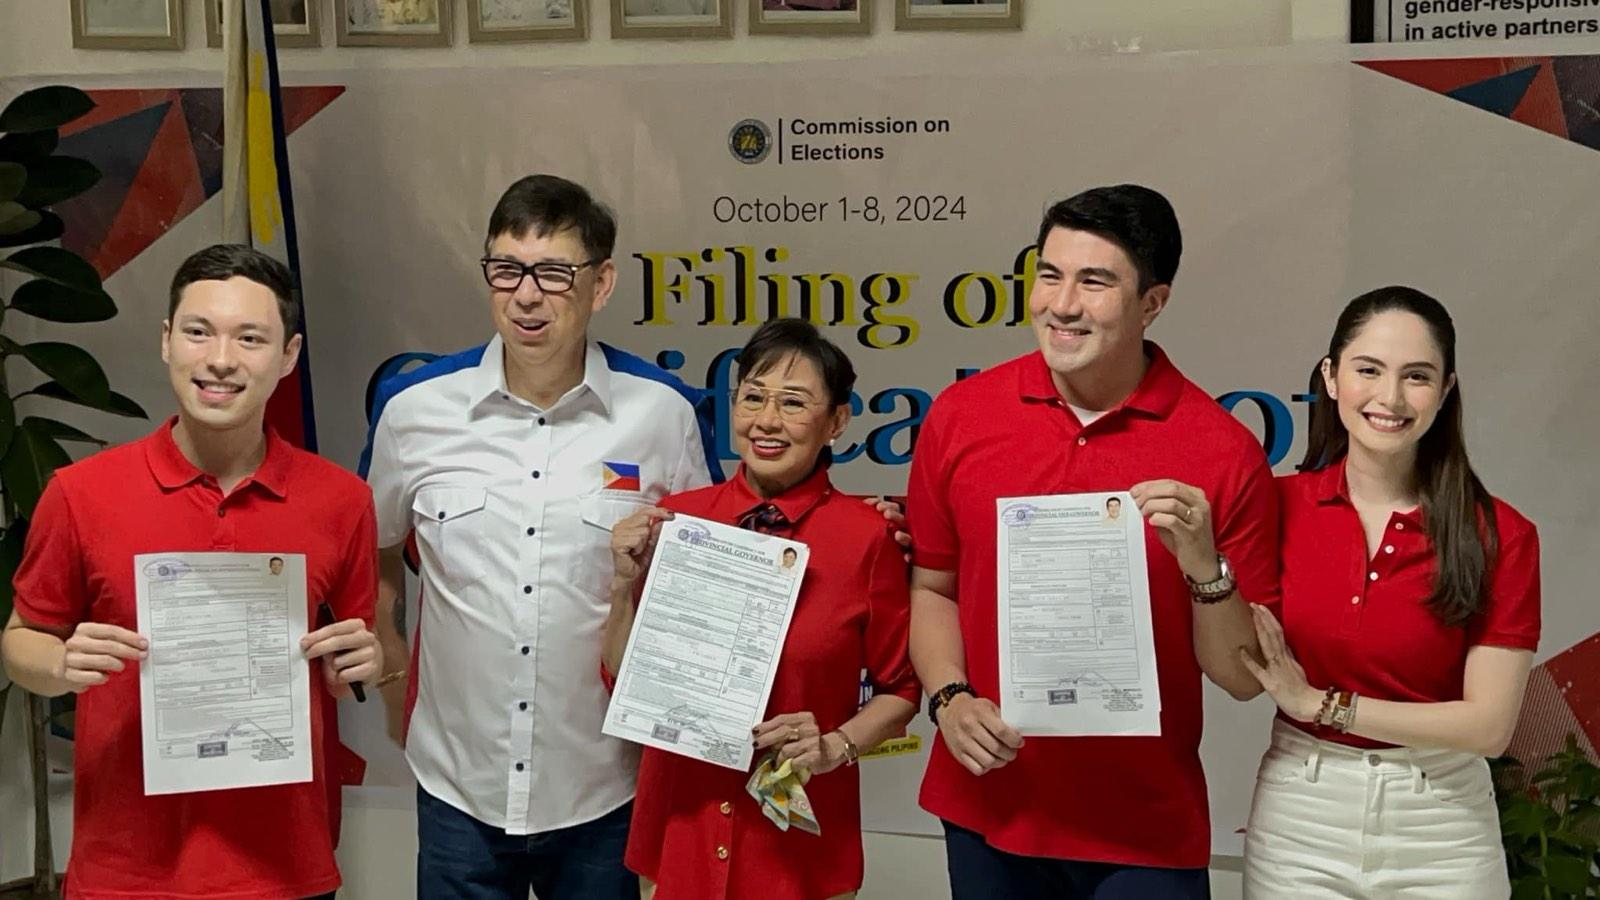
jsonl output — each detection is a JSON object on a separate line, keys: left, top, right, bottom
{"left": 1300, "top": 286, "right": 1498, "bottom": 627}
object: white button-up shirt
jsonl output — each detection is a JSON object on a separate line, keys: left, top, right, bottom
{"left": 361, "top": 336, "right": 718, "bottom": 834}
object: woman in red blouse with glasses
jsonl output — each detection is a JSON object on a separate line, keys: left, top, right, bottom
{"left": 1240, "top": 287, "right": 1540, "bottom": 898}
{"left": 602, "top": 317, "right": 919, "bottom": 900}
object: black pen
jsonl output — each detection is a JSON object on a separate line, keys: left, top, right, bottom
{"left": 317, "top": 601, "right": 366, "bottom": 702}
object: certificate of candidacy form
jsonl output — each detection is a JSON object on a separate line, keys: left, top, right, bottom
{"left": 603, "top": 513, "right": 808, "bottom": 772}
{"left": 997, "top": 493, "right": 1161, "bottom": 737}
{"left": 134, "top": 552, "right": 312, "bottom": 795}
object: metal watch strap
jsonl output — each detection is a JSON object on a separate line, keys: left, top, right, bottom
{"left": 1187, "top": 554, "right": 1235, "bottom": 603}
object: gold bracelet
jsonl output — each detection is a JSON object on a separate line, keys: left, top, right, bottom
{"left": 831, "top": 729, "right": 860, "bottom": 767}
{"left": 374, "top": 669, "right": 408, "bottom": 688}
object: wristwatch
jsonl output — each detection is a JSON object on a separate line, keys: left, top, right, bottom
{"left": 1185, "top": 554, "right": 1236, "bottom": 603}
{"left": 928, "top": 681, "right": 976, "bottom": 726}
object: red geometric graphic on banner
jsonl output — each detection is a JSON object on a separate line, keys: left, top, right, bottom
{"left": 53, "top": 87, "right": 343, "bottom": 280}
{"left": 1359, "top": 55, "right": 1600, "bottom": 151}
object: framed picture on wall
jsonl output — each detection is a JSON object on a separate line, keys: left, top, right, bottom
{"left": 749, "top": 0, "right": 871, "bottom": 35}
{"left": 335, "top": 0, "right": 452, "bottom": 46}
{"left": 895, "top": 0, "right": 1020, "bottom": 31}
{"left": 70, "top": 0, "right": 183, "bottom": 50}
{"left": 468, "top": 0, "right": 587, "bottom": 42}
{"left": 206, "top": 0, "right": 323, "bottom": 49}
{"left": 611, "top": 0, "right": 733, "bottom": 39}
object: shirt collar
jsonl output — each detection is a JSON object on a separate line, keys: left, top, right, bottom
{"left": 1017, "top": 340, "right": 1185, "bottom": 420}
{"left": 1309, "top": 457, "right": 1424, "bottom": 527}
{"left": 470, "top": 336, "right": 613, "bottom": 415}
{"left": 145, "top": 417, "right": 291, "bottom": 498}
{"left": 727, "top": 463, "right": 834, "bottom": 526}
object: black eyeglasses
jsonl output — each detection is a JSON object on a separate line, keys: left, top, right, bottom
{"left": 480, "top": 257, "right": 602, "bottom": 294}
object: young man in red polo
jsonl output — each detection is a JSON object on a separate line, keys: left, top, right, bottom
{"left": 906, "top": 185, "right": 1280, "bottom": 898}
{"left": 1, "top": 244, "right": 381, "bottom": 900}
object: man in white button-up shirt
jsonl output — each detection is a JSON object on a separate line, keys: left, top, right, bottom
{"left": 359, "top": 175, "right": 719, "bottom": 899}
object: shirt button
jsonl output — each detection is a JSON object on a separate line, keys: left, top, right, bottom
{"left": 1395, "top": 522, "right": 1405, "bottom": 531}
{"left": 1368, "top": 571, "right": 1378, "bottom": 581}
{"left": 1384, "top": 545, "right": 1394, "bottom": 554}
{"left": 523, "top": 585, "right": 533, "bottom": 594}
{"left": 515, "top": 762, "right": 525, "bottom": 772}
{"left": 715, "top": 845, "right": 729, "bottom": 861}
{"left": 1076, "top": 436, "right": 1087, "bottom": 446}
{"left": 719, "top": 801, "right": 732, "bottom": 815}
{"left": 538, "top": 417, "right": 547, "bottom": 426}
{"left": 438, "top": 511, "right": 446, "bottom": 520}
{"left": 1350, "top": 596, "right": 1360, "bottom": 605}
{"left": 526, "top": 527, "right": 536, "bottom": 536}
{"left": 217, "top": 508, "right": 226, "bottom": 518}
{"left": 519, "top": 701, "right": 528, "bottom": 711}
{"left": 521, "top": 646, "right": 530, "bottom": 655}
{"left": 531, "top": 470, "right": 541, "bottom": 479}
{"left": 1367, "top": 754, "right": 1380, "bottom": 767}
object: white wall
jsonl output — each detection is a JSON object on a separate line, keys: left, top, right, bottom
{"left": 0, "top": 1, "right": 1342, "bottom": 897}
{"left": 3, "top": 1, "right": 1350, "bottom": 81}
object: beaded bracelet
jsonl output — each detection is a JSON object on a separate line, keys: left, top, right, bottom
{"left": 1314, "top": 685, "right": 1338, "bottom": 726}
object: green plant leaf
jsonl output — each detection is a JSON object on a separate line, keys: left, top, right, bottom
{"left": 0, "top": 391, "right": 14, "bottom": 458}
{"left": 1500, "top": 797, "right": 1557, "bottom": 838}
{"left": 0, "top": 130, "right": 59, "bottom": 164}
{"left": 0, "top": 245, "right": 103, "bottom": 292}
{"left": 28, "top": 380, "right": 149, "bottom": 419}
{"left": 15, "top": 156, "right": 100, "bottom": 209}
{"left": 9, "top": 279, "right": 117, "bottom": 323}
{"left": 0, "top": 420, "right": 70, "bottom": 519}
{"left": 0, "top": 201, "right": 41, "bottom": 236}
{"left": 22, "top": 416, "right": 104, "bottom": 446}
{"left": 1544, "top": 853, "right": 1591, "bottom": 893}
{"left": 0, "top": 86, "right": 95, "bottom": 134}
{"left": 0, "top": 162, "right": 24, "bottom": 202}
{"left": 0, "top": 524, "right": 21, "bottom": 629}
{"left": 15, "top": 342, "right": 110, "bottom": 406}
{"left": 1509, "top": 876, "right": 1547, "bottom": 900}
{"left": 0, "top": 210, "right": 64, "bottom": 247}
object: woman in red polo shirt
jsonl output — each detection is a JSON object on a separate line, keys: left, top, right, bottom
{"left": 602, "top": 317, "right": 919, "bottom": 900}
{"left": 1239, "top": 286, "right": 1539, "bottom": 898}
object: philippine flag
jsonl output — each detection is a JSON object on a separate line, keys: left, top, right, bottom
{"left": 602, "top": 461, "right": 642, "bottom": 492}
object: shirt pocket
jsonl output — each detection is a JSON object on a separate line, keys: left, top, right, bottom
{"left": 412, "top": 484, "right": 491, "bottom": 592}
{"left": 578, "top": 493, "right": 652, "bottom": 595}
{"left": 579, "top": 494, "right": 650, "bottom": 533}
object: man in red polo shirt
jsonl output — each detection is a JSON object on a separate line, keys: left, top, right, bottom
{"left": 0, "top": 244, "right": 380, "bottom": 900}
{"left": 906, "top": 185, "right": 1280, "bottom": 898}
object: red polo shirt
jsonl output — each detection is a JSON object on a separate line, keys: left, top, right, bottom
{"left": 11, "top": 420, "right": 377, "bottom": 900}
{"left": 905, "top": 344, "right": 1280, "bottom": 868}
{"left": 624, "top": 465, "right": 920, "bottom": 900}
{"left": 1277, "top": 460, "right": 1541, "bottom": 749}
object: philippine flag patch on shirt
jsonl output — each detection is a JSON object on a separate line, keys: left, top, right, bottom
{"left": 601, "top": 461, "right": 642, "bottom": 492}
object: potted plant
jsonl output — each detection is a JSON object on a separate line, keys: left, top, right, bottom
{"left": 1494, "top": 734, "right": 1600, "bottom": 899}
{"left": 0, "top": 84, "right": 148, "bottom": 900}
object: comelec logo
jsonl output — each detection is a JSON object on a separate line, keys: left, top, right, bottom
{"left": 728, "top": 119, "right": 772, "bottom": 164}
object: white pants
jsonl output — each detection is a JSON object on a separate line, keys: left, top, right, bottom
{"left": 1242, "top": 719, "right": 1509, "bottom": 899}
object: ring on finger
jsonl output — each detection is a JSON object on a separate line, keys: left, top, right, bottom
{"left": 788, "top": 726, "right": 800, "bottom": 743}
{"left": 1182, "top": 505, "right": 1192, "bottom": 522}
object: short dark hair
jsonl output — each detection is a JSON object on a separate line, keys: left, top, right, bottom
{"left": 1106, "top": 497, "right": 1121, "bottom": 508}
{"left": 735, "top": 318, "right": 856, "bottom": 409}
{"left": 1035, "top": 185, "right": 1182, "bottom": 295}
{"left": 486, "top": 175, "right": 617, "bottom": 261}
{"left": 269, "top": 556, "right": 284, "bottom": 565}
{"left": 782, "top": 547, "right": 797, "bottom": 558}
{"left": 169, "top": 244, "right": 299, "bottom": 342}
